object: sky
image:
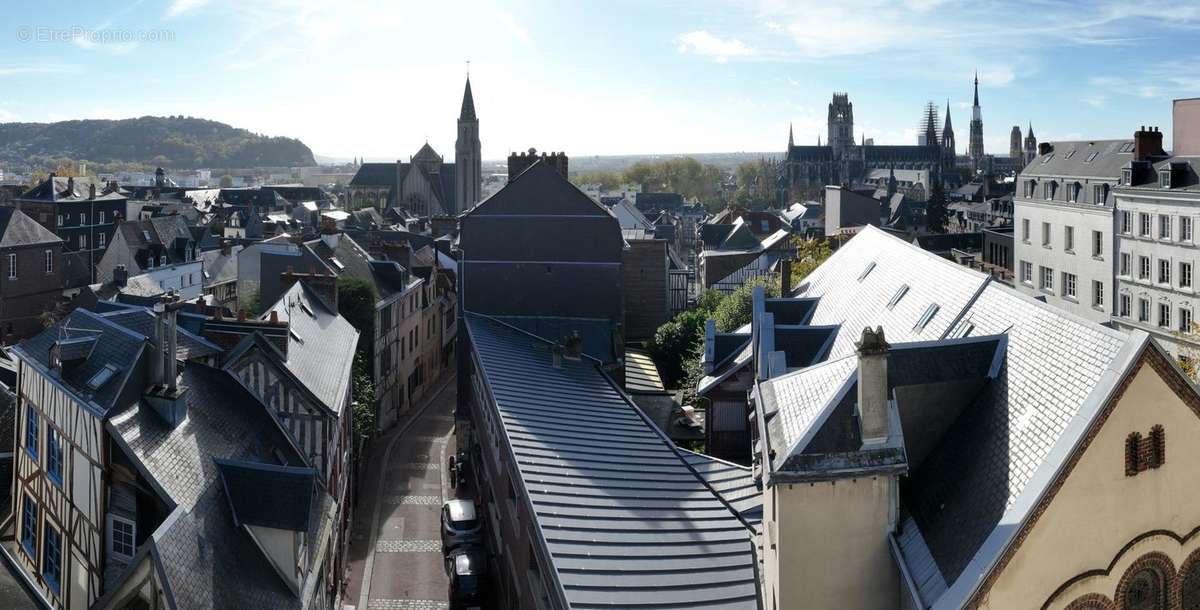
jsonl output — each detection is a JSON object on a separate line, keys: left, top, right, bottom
{"left": 2, "top": 0, "right": 1200, "bottom": 162}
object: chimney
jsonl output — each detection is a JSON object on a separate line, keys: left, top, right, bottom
{"left": 507, "top": 148, "right": 569, "bottom": 181}
{"left": 113, "top": 265, "right": 128, "bottom": 288}
{"left": 220, "top": 239, "right": 232, "bottom": 256}
{"left": 855, "top": 326, "right": 891, "bottom": 446}
{"left": 1134, "top": 125, "right": 1166, "bottom": 161}
{"left": 88, "top": 183, "right": 96, "bottom": 200}
{"left": 154, "top": 167, "right": 166, "bottom": 188}
{"left": 279, "top": 268, "right": 339, "bottom": 312}
{"left": 1038, "top": 142, "right": 1053, "bottom": 156}
{"left": 145, "top": 293, "right": 189, "bottom": 427}
{"left": 563, "top": 332, "right": 583, "bottom": 361}
{"left": 320, "top": 215, "right": 340, "bottom": 250}
{"left": 66, "top": 176, "right": 74, "bottom": 194}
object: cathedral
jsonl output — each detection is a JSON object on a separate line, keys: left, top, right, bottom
{"left": 782, "top": 92, "right": 952, "bottom": 202}
{"left": 347, "top": 76, "right": 482, "bottom": 216}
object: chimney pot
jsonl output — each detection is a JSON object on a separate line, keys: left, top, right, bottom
{"left": 855, "top": 326, "right": 891, "bottom": 446}
{"left": 269, "top": 310, "right": 278, "bottom": 323}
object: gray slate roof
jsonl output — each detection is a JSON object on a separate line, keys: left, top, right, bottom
{"left": 1019, "top": 139, "right": 1132, "bottom": 179}
{"left": 0, "top": 207, "right": 61, "bottom": 247}
{"left": 261, "top": 281, "right": 358, "bottom": 413}
{"left": 200, "top": 245, "right": 242, "bottom": 286}
{"left": 466, "top": 314, "right": 761, "bottom": 610}
{"left": 99, "top": 307, "right": 222, "bottom": 361}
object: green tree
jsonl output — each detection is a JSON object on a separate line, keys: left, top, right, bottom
{"left": 337, "top": 276, "right": 378, "bottom": 354}
{"left": 733, "top": 159, "right": 778, "bottom": 209}
{"left": 219, "top": 174, "right": 234, "bottom": 188}
{"left": 647, "top": 308, "right": 709, "bottom": 388}
{"left": 713, "top": 275, "right": 780, "bottom": 332}
{"left": 925, "top": 178, "right": 948, "bottom": 233}
{"left": 789, "top": 237, "right": 834, "bottom": 287}
{"left": 351, "top": 351, "right": 378, "bottom": 441}
{"left": 570, "top": 170, "right": 623, "bottom": 191}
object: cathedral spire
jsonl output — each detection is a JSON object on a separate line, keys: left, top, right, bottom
{"left": 460, "top": 75, "right": 477, "bottom": 122}
{"left": 788, "top": 122, "right": 794, "bottom": 148}
{"left": 943, "top": 99, "right": 953, "bottom": 130}
{"left": 973, "top": 71, "right": 980, "bottom": 107}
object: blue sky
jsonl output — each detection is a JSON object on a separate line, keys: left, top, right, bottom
{"left": 2, "top": 0, "right": 1199, "bottom": 161}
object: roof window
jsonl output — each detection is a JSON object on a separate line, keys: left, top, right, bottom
{"left": 1085, "top": 151, "right": 1099, "bottom": 163}
{"left": 887, "top": 284, "right": 909, "bottom": 310}
{"left": 86, "top": 364, "right": 119, "bottom": 390}
{"left": 858, "top": 261, "right": 877, "bottom": 281}
{"left": 914, "top": 304, "right": 940, "bottom": 332}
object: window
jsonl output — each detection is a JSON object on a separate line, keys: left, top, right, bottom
{"left": 43, "top": 523, "right": 60, "bottom": 594}
{"left": 1020, "top": 260, "right": 1032, "bottom": 284}
{"left": 914, "top": 304, "right": 939, "bottom": 332}
{"left": 1160, "top": 215, "right": 1172, "bottom": 240}
{"left": 760, "top": 220, "right": 770, "bottom": 232}
{"left": 857, "top": 262, "right": 876, "bottom": 281}
{"left": 1139, "top": 256, "right": 1151, "bottom": 280}
{"left": 1183, "top": 262, "right": 1193, "bottom": 289}
{"left": 78, "top": 213, "right": 85, "bottom": 225}
{"left": 1021, "top": 218, "right": 1030, "bottom": 242}
{"left": 79, "top": 235, "right": 87, "bottom": 250}
{"left": 25, "top": 405, "right": 37, "bottom": 458}
{"left": 1139, "top": 297, "right": 1150, "bottom": 322}
{"left": 1161, "top": 171, "right": 1172, "bottom": 189}
{"left": 1042, "top": 222, "right": 1051, "bottom": 247}
{"left": 56, "top": 215, "right": 62, "bottom": 227}
{"left": 44, "top": 250, "right": 52, "bottom": 273}
{"left": 1121, "top": 253, "right": 1131, "bottom": 276}
{"left": 1040, "top": 266, "right": 1054, "bottom": 291}
{"left": 1122, "top": 168, "right": 1132, "bottom": 185}
{"left": 1067, "top": 182, "right": 1080, "bottom": 202}
{"left": 1159, "top": 259, "right": 1172, "bottom": 284}
{"left": 1120, "top": 293, "right": 1131, "bottom": 317}
{"left": 20, "top": 495, "right": 36, "bottom": 558}
{"left": 98, "top": 232, "right": 105, "bottom": 249}
{"left": 1092, "top": 230, "right": 1102, "bottom": 257}
{"left": 1043, "top": 181, "right": 1054, "bottom": 200}
{"left": 6, "top": 253, "right": 14, "bottom": 280}
{"left": 108, "top": 515, "right": 135, "bottom": 560}
{"left": 159, "top": 255, "right": 166, "bottom": 267}
{"left": 1182, "top": 307, "right": 1194, "bottom": 333}
{"left": 98, "top": 211, "right": 106, "bottom": 224}
{"left": 1064, "top": 226, "right": 1075, "bottom": 252}
{"left": 1094, "top": 184, "right": 1109, "bottom": 205}
{"left": 1184, "top": 217, "right": 1194, "bottom": 242}
{"left": 46, "top": 425, "right": 61, "bottom": 487}
{"left": 1140, "top": 213, "right": 1152, "bottom": 237}
{"left": 1063, "top": 272, "right": 1077, "bottom": 298}
{"left": 1093, "top": 280, "right": 1104, "bottom": 307}
{"left": 1160, "top": 302, "right": 1171, "bottom": 328}
{"left": 1121, "top": 210, "right": 1133, "bottom": 234}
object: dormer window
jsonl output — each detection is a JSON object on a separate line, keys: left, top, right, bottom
{"left": 1160, "top": 171, "right": 1172, "bottom": 189}
{"left": 1122, "top": 169, "right": 1132, "bottom": 185}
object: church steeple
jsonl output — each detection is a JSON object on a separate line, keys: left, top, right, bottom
{"left": 460, "top": 76, "right": 477, "bottom": 122}
{"left": 973, "top": 71, "right": 980, "bottom": 107}
{"left": 455, "top": 72, "right": 481, "bottom": 213}
{"left": 968, "top": 71, "right": 985, "bottom": 162}
{"left": 788, "top": 123, "right": 794, "bottom": 148}
{"left": 942, "top": 99, "right": 956, "bottom": 159}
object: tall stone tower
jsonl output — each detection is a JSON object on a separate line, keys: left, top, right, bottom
{"left": 827, "top": 93, "right": 854, "bottom": 158}
{"left": 455, "top": 76, "right": 481, "bottom": 214}
{"left": 1010, "top": 125, "right": 1023, "bottom": 159}
{"left": 1023, "top": 124, "right": 1038, "bottom": 164}
{"left": 968, "top": 72, "right": 985, "bottom": 162}
{"left": 941, "top": 100, "right": 956, "bottom": 159}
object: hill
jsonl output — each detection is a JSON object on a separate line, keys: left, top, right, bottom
{"left": 0, "top": 116, "right": 315, "bottom": 169}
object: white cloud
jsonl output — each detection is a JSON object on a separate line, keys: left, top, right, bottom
{"left": 1083, "top": 95, "right": 1106, "bottom": 108}
{"left": 675, "top": 30, "right": 752, "bottom": 61}
{"left": 501, "top": 13, "right": 530, "bottom": 45}
{"left": 0, "top": 108, "right": 17, "bottom": 122}
{"left": 167, "top": 0, "right": 209, "bottom": 18}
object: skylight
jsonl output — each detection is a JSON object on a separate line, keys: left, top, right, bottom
{"left": 1041, "top": 153, "right": 1054, "bottom": 164}
{"left": 86, "top": 364, "right": 118, "bottom": 390}
{"left": 887, "top": 285, "right": 909, "bottom": 310}
{"left": 1085, "top": 152, "right": 1099, "bottom": 163}
{"left": 914, "top": 304, "right": 940, "bottom": 332}
{"left": 330, "top": 257, "right": 345, "bottom": 271}
{"left": 858, "top": 261, "right": 877, "bottom": 281}
{"left": 1064, "top": 149, "right": 1076, "bottom": 160}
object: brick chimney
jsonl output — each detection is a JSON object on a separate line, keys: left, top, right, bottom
{"left": 507, "top": 148, "right": 569, "bottom": 181}
{"left": 856, "top": 326, "right": 891, "bottom": 446}
{"left": 1038, "top": 142, "right": 1053, "bottom": 156}
{"left": 320, "top": 215, "right": 340, "bottom": 250}
{"left": 1134, "top": 125, "right": 1166, "bottom": 161}
{"left": 279, "top": 266, "right": 339, "bottom": 311}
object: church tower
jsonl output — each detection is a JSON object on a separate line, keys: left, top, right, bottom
{"left": 1010, "top": 125, "right": 1023, "bottom": 160}
{"left": 1024, "top": 124, "right": 1038, "bottom": 165}
{"left": 941, "top": 100, "right": 956, "bottom": 160}
{"left": 455, "top": 75, "right": 481, "bottom": 214}
{"left": 968, "top": 72, "right": 985, "bottom": 163}
{"left": 827, "top": 93, "right": 854, "bottom": 158}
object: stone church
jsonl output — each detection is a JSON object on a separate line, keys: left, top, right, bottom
{"left": 348, "top": 77, "right": 482, "bottom": 217}
{"left": 783, "top": 92, "right": 953, "bottom": 202}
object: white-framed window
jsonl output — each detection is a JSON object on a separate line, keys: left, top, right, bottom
{"left": 1122, "top": 169, "right": 1132, "bottom": 185}
{"left": 1139, "top": 297, "right": 1150, "bottom": 322}
{"left": 1120, "top": 252, "right": 1131, "bottom": 276}
{"left": 1159, "top": 302, "right": 1171, "bottom": 328}
{"left": 1120, "top": 293, "right": 1132, "bottom": 317}
{"left": 1139, "top": 256, "right": 1151, "bottom": 280}
{"left": 1064, "top": 226, "right": 1075, "bottom": 252}
{"left": 1140, "top": 213, "right": 1152, "bottom": 237}
{"left": 1183, "top": 262, "right": 1193, "bottom": 289}
{"left": 1160, "top": 215, "right": 1172, "bottom": 240}
{"left": 1067, "top": 182, "right": 1080, "bottom": 202}
{"left": 56, "top": 215, "right": 63, "bottom": 227}
{"left": 1182, "top": 307, "right": 1194, "bottom": 333}
{"left": 44, "top": 250, "right": 52, "bottom": 274}
{"left": 107, "top": 514, "right": 136, "bottom": 560}
{"left": 1094, "top": 184, "right": 1109, "bottom": 205}
{"left": 1093, "top": 280, "right": 1104, "bottom": 307}
{"left": 1040, "top": 266, "right": 1054, "bottom": 291}
{"left": 1042, "top": 222, "right": 1051, "bottom": 247}
{"left": 1020, "top": 260, "right": 1032, "bottom": 284}
{"left": 1121, "top": 211, "right": 1132, "bottom": 234}
{"left": 1160, "top": 171, "right": 1172, "bottom": 189}
{"left": 1043, "top": 182, "right": 1054, "bottom": 200}
{"left": 7, "top": 253, "right": 15, "bottom": 280}
{"left": 1063, "top": 272, "right": 1077, "bottom": 298}
{"left": 1159, "top": 259, "right": 1172, "bottom": 284}
{"left": 1021, "top": 218, "right": 1030, "bottom": 242}
{"left": 98, "top": 232, "right": 105, "bottom": 249}
{"left": 1184, "top": 217, "right": 1194, "bottom": 243}
{"left": 98, "top": 211, "right": 106, "bottom": 224}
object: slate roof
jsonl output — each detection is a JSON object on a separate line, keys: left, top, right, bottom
{"left": 261, "top": 282, "right": 358, "bottom": 414}
{"left": 1019, "top": 139, "right": 1132, "bottom": 179}
{"left": 466, "top": 314, "right": 761, "bottom": 610}
{"left": 99, "top": 307, "right": 222, "bottom": 361}
{"left": 215, "top": 460, "right": 316, "bottom": 531}
{"left": 13, "top": 308, "right": 146, "bottom": 416}
{"left": 348, "top": 163, "right": 399, "bottom": 188}
{"left": 200, "top": 245, "right": 242, "bottom": 286}
{"left": 106, "top": 363, "right": 329, "bottom": 609}
{"left": 18, "top": 176, "right": 126, "bottom": 203}
{"left": 0, "top": 207, "right": 61, "bottom": 248}
{"left": 634, "top": 192, "right": 684, "bottom": 211}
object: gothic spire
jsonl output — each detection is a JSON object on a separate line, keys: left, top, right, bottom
{"left": 460, "top": 75, "right": 477, "bottom": 122}
{"left": 973, "top": 71, "right": 980, "bottom": 107}
{"left": 943, "top": 99, "right": 953, "bottom": 130}
{"left": 788, "top": 122, "right": 794, "bottom": 148}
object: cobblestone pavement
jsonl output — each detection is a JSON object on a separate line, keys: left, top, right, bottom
{"left": 346, "top": 376, "right": 459, "bottom": 609}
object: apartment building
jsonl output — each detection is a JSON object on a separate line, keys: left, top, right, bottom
{"left": 1013, "top": 139, "right": 1130, "bottom": 322}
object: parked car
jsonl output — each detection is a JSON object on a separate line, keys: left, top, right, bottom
{"left": 441, "top": 499, "right": 482, "bottom": 550}
{"left": 446, "top": 545, "right": 489, "bottom": 609}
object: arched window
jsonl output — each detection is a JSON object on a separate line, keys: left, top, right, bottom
{"left": 1123, "top": 567, "right": 1166, "bottom": 609}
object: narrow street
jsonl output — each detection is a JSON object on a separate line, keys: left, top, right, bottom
{"left": 346, "top": 375, "right": 459, "bottom": 610}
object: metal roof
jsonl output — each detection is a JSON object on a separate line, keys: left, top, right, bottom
{"left": 466, "top": 313, "right": 761, "bottom": 610}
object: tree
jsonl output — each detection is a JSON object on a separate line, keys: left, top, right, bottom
{"left": 351, "top": 351, "right": 378, "bottom": 441}
{"left": 734, "top": 159, "right": 779, "bottom": 210}
{"left": 647, "top": 308, "right": 708, "bottom": 388}
{"left": 789, "top": 237, "right": 834, "bottom": 287}
{"left": 337, "top": 276, "right": 378, "bottom": 355}
{"left": 713, "top": 275, "right": 780, "bottom": 332}
{"left": 926, "top": 178, "right": 948, "bottom": 233}
{"left": 570, "top": 170, "right": 623, "bottom": 191}
{"left": 219, "top": 174, "right": 234, "bottom": 188}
